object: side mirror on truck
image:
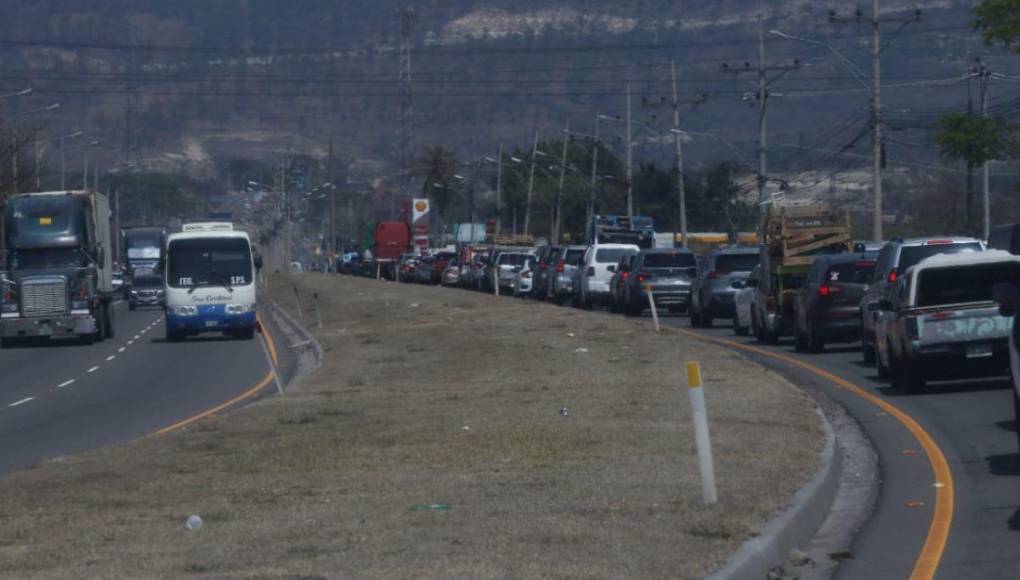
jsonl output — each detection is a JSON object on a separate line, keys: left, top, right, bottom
{"left": 254, "top": 254, "right": 263, "bottom": 270}
{"left": 993, "top": 282, "right": 1020, "bottom": 317}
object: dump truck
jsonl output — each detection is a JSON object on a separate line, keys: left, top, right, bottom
{"left": 752, "top": 203, "right": 853, "bottom": 343}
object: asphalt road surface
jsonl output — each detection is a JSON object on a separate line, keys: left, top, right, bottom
{"left": 0, "top": 301, "right": 273, "bottom": 475}
{"left": 654, "top": 314, "right": 1020, "bottom": 580}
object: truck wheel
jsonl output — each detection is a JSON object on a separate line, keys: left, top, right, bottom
{"left": 900, "top": 361, "right": 926, "bottom": 393}
{"left": 104, "top": 303, "right": 115, "bottom": 339}
{"left": 129, "top": 302, "right": 136, "bottom": 311}
{"left": 732, "top": 315, "right": 748, "bottom": 336}
{"left": 862, "top": 342, "right": 876, "bottom": 365}
{"left": 0, "top": 337, "right": 14, "bottom": 349}
{"left": 702, "top": 314, "right": 713, "bottom": 328}
{"left": 166, "top": 329, "right": 184, "bottom": 343}
{"left": 689, "top": 308, "right": 700, "bottom": 327}
{"left": 794, "top": 323, "right": 808, "bottom": 352}
{"left": 807, "top": 321, "right": 824, "bottom": 353}
{"left": 78, "top": 332, "right": 94, "bottom": 346}
{"left": 1014, "top": 389, "right": 1020, "bottom": 454}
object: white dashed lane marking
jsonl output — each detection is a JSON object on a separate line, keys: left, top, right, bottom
{"left": 105, "top": 355, "right": 115, "bottom": 362}
{"left": 9, "top": 397, "right": 34, "bottom": 408}
{"left": 118, "top": 347, "right": 126, "bottom": 353}
{"left": 57, "top": 379, "right": 75, "bottom": 389}
{"left": 87, "top": 366, "right": 99, "bottom": 374}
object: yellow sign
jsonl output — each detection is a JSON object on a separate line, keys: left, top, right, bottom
{"left": 39, "top": 217, "right": 52, "bottom": 226}
{"left": 414, "top": 200, "right": 428, "bottom": 212}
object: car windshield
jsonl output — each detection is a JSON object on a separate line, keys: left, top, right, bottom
{"left": 8, "top": 247, "right": 85, "bottom": 270}
{"left": 167, "top": 237, "right": 253, "bottom": 288}
{"left": 498, "top": 253, "right": 530, "bottom": 266}
{"left": 715, "top": 253, "right": 759, "bottom": 274}
{"left": 643, "top": 252, "right": 697, "bottom": 269}
{"left": 899, "top": 242, "right": 983, "bottom": 272}
{"left": 825, "top": 261, "right": 875, "bottom": 284}
{"left": 564, "top": 249, "right": 586, "bottom": 265}
{"left": 132, "top": 276, "right": 163, "bottom": 288}
{"left": 595, "top": 248, "right": 635, "bottom": 263}
{"left": 917, "top": 262, "right": 1020, "bottom": 307}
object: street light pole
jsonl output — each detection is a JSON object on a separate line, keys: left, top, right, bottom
{"left": 587, "top": 112, "right": 601, "bottom": 241}
{"left": 524, "top": 131, "right": 539, "bottom": 236}
{"left": 671, "top": 58, "right": 688, "bottom": 249}
{"left": 626, "top": 83, "right": 634, "bottom": 217}
{"left": 554, "top": 121, "right": 569, "bottom": 244}
{"left": 495, "top": 142, "right": 504, "bottom": 235}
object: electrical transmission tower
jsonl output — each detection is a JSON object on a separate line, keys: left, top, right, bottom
{"left": 397, "top": 6, "right": 416, "bottom": 211}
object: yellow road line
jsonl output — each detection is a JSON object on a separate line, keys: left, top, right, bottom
{"left": 152, "top": 315, "right": 282, "bottom": 436}
{"left": 258, "top": 312, "right": 279, "bottom": 365}
{"left": 151, "top": 370, "right": 275, "bottom": 436}
{"left": 674, "top": 328, "right": 953, "bottom": 580}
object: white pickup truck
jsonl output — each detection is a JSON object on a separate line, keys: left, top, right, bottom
{"left": 876, "top": 250, "right": 1020, "bottom": 393}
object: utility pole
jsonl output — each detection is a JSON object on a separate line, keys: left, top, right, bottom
{"left": 723, "top": 8, "right": 799, "bottom": 237}
{"left": 524, "top": 131, "right": 539, "bottom": 236}
{"left": 832, "top": 2, "right": 921, "bottom": 242}
{"left": 625, "top": 83, "right": 634, "bottom": 217}
{"left": 977, "top": 60, "right": 992, "bottom": 240}
{"left": 397, "top": 7, "right": 416, "bottom": 216}
{"left": 587, "top": 112, "right": 601, "bottom": 240}
{"left": 328, "top": 136, "right": 337, "bottom": 271}
{"left": 495, "top": 142, "right": 504, "bottom": 235}
{"left": 35, "top": 139, "right": 42, "bottom": 190}
{"left": 871, "top": 0, "right": 883, "bottom": 242}
{"left": 671, "top": 59, "right": 687, "bottom": 248}
{"left": 469, "top": 155, "right": 478, "bottom": 245}
{"left": 554, "top": 121, "right": 569, "bottom": 244}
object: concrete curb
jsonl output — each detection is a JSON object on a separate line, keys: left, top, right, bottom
{"left": 263, "top": 297, "right": 324, "bottom": 374}
{"left": 706, "top": 406, "right": 842, "bottom": 580}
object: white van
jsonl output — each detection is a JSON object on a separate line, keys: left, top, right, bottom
{"left": 163, "top": 223, "right": 260, "bottom": 341}
{"left": 575, "top": 243, "right": 640, "bottom": 309}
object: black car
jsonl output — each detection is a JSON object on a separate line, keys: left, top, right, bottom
{"left": 128, "top": 275, "right": 165, "bottom": 311}
{"left": 793, "top": 253, "right": 877, "bottom": 352}
{"left": 619, "top": 248, "right": 698, "bottom": 317}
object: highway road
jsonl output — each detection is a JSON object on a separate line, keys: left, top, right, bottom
{"left": 658, "top": 315, "right": 1020, "bottom": 580}
{"left": 0, "top": 300, "right": 275, "bottom": 475}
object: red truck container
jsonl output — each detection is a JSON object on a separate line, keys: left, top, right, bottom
{"left": 373, "top": 221, "right": 411, "bottom": 263}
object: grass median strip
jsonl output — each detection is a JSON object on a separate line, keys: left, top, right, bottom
{"left": 0, "top": 273, "right": 823, "bottom": 579}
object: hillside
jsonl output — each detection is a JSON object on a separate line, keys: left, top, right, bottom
{"left": 0, "top": 1, "right": 1014, "bottom": 196}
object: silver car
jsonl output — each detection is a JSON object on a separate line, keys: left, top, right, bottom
{"left": 546, "top": 245, "right": 587, "bottom": 305}
{"left": 690, "top": 247, "right": 760, "bottom": 327}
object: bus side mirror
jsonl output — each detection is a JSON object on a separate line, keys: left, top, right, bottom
{"left": 993, "top": 282, "right": 1019, "bottom": 317}
{"left": 254, "top": 255, "right": 263, "bottom": 270}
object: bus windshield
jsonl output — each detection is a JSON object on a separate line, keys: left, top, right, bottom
{"left": 167, "top": 237, "right": 252, "bottom": 289}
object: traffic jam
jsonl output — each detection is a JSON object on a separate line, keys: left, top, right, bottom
{"left": 336, "top": 205, "right": 1020, "bottom": 449}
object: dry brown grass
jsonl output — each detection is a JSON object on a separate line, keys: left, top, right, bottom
{"left": 0, "top": 273, "right": 822, "bottom": 579}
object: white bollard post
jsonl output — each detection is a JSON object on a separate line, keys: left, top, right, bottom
{"left": 293, "top": 287, "right": 303, "bottom": 318}
{"left": 646, "top": 284, "right": 660, "bottom": 333}
{"left": 494, "top": 271, "right": 500, "bottom": 297}
{"left": 376, "top": 262, "right": 381, "bottom": 280}
{"left": 685, "top": 361, "right": 718, "bottom": 505}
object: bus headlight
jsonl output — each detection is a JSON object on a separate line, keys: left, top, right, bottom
{"left": 171, "top": 305, "right": 198, "bottom": 316}
{"left": 225, "top": 304, "right": 253, "bottom": 314}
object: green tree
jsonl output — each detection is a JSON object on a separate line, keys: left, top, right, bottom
{"left": 974, "top": 0, "right": 1020, "bottom": 53}
{"left": 934, "top": 112, "right": 1011, "bottom": 232}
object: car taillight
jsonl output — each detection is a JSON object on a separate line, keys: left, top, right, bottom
{"left": 540, "top": 263, "right": 548, "bottom": 271}
{"left": 887, "top": 268, "right": 897, "bottom": 283}
{"left": 556, "top": 260, "right": 565, "bottom": 273}
{"left": 925, "top": 239, "right": 953, "bottom": 245}
{"left": 621, "top": 272, "right": 630, "bottom": 281}
{"left": 818, "top": 284, "right": 843, "bottom": 298}
{"left": 707, "top": 271, "right": 718, "bottom": 279}
{"left": 522, "top": 271, "right": 532, "bottom": 279}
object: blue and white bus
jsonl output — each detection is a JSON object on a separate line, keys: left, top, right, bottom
{"left": 163, "top": 223, "right": 260, "bottom": 341}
